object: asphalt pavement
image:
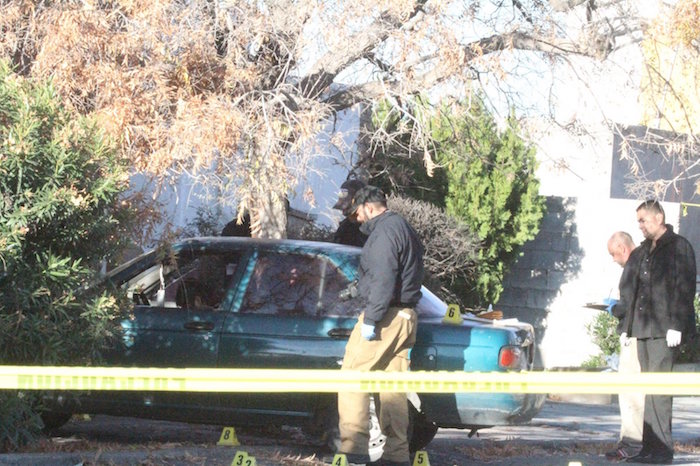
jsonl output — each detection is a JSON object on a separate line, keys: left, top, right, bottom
{"left": 429, "top": 396, "right": 700, "bottom": 465}
{"left": 2, "top": 397, "right": 700, "bottom": 465}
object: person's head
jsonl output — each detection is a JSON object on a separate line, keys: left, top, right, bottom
{"left": 350, "top": 185, "right": 387, "bottom": 223}
{"left": 333, "top": 179, "right": 366, "bottom": 217}
{"left": 607, "top": 231, "right": 635, "bottom": 267}
{"left": 636, "top": 200, "right": 667, "bottom": 241}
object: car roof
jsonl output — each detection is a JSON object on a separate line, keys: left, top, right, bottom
{"left": 178, "top": 236, "right": 362, "bottom": 256}
{"left": 106, "top": 237, "right": 361, "bottom": 281}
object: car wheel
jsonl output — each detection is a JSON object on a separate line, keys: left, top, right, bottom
{"left": 317, "top": 396, "right": 386, "bottom": 462}
{"left": 40, "top": 410, "right": 72, "bottom": 432}
{"left": 315, "top": 395, "right": 438, "bottom": 460}
{"left": 408, "top": 403, "right": 438, "bottom": 453}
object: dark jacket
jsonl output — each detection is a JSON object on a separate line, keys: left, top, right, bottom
{"left": 221, "top": 214, "right": 251, "bottom": 237}
{"left": 612, "top": 246, "right": 643, "bottom": 335}
{"left": 333, "top": 217, "right": 367, "bottom": 247}
{"left": 358, "top": 211, "right": 424, "bottom": 325}
{"left": 623, "top": 226, "right": 697, "bottom": 339}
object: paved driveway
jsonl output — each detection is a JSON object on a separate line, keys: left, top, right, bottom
{"left": 428, "top": 396, "right": 700, "bottom": 465}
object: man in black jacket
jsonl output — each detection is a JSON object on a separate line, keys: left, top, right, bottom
{"left": 336, "top": 185, "right": 424, "bottom": 466}
{"left": 332, "top": 179, "right": 368, "bottom": 247}
{"left": 622, "top": 200, "right": 696, "bottom": 464}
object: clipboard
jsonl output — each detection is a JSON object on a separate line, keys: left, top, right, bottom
{"left": 584, "top": 302, "right": 609, "bottom": 311}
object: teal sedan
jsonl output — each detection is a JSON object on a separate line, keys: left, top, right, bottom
{"left": 43, "top": 237, "right": 545, "bottom": 455}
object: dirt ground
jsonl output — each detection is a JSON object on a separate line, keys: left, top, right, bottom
{"left": 4, "top": 398, "right": 700, "bottom": 465}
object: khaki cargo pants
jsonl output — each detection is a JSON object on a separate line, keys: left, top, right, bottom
{"left": 618, "top": 337, "right": 643, "bottom": 448}
{"left": 338, "top": 306, "right": 417, "bottom": 463}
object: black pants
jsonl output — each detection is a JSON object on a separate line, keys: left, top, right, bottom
{"left": 637, "top": 337, "right": 675, "bottom": 455}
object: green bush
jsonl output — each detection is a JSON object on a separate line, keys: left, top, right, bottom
{"left": 441, "top": 105, "right": 545, "bottom": 306}
{"left": 581, "top": 353, "right": 609, "bottom": 369}
{"left": 0, "top": 393, "right": 43, "bottom": 452}
{"left": 583, "top": 311, "right": 620, "bottom": 368}
{"left": 0, "top": 60, "right": 136, "bottom": 450}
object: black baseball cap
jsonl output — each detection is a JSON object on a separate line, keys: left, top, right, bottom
{"left": 349, "top": 185, "right": 386, "bottom": 214}
{"left": 333, "top": 179, "right": 366, "bottom": 214}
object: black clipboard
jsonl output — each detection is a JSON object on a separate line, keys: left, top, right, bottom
{"left": 584, "top": 303, "right": 609, "bottom": 311}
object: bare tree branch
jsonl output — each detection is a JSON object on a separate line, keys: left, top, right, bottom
{"left": 324, "top": 30, "right": 611, "bottom": 112}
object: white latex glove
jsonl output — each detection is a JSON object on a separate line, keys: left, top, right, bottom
{"left": 619, "top": 332, "right": 630, "bottom": 347}
{"left": 666, "top": 329, "right": 682, "bottom": 347}
{"left": 361, "top": 323, "right": 377, "bottom": 341}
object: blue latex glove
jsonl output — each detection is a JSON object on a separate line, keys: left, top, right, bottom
{"left": 602, "top": 297, "right": 618, "bottom": 314}
{"left": 361, "top": 323, "right": 376, "bottom": 341}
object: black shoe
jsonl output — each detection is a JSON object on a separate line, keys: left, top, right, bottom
{"left": 605, "top": 446, "right": 638, "bottom": 461}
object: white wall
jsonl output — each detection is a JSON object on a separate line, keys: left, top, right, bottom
{"left": 129, "top": 105, "right": 365, "bottom": 243}
{"left": 287, "top": 106, "right": 363, "bottom": 228}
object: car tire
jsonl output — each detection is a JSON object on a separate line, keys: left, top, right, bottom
{"left": 40, "top": 410, "right": 72, "bottom": 432}
{"left": 316, "top": 395, "right": 437, "bottom": 460}
{"left": 408, "top": 403, "right": 438, "bottom": 453}
{"left": 320, "top": 396, "right": 386, "bottom": 462}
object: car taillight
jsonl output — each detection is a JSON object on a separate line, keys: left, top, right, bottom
{"left": 498, "top": 346, "right": 523, "bottom": 370}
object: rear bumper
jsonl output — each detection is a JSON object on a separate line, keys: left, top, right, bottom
{"left": 423, "top": 392, "right": 546, "bottom": 428}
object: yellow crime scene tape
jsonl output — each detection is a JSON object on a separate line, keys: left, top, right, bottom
{"left": 2, "top": 366, "right": 700, "bottom": 395}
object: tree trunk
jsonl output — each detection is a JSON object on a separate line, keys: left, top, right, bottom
{"left": 252, "top": 191, "right": 287, "bottom": 239}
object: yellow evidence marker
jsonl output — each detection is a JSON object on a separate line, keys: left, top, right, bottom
{"left": 231, "top": 451, "right": 258, "bottom": 466}
{"left": 412, "top": 450, "right": 431, "bottom": 466}
{"left": 331, "top": 453, "right": 349, "bottom": 466}
{"left": 442, "top": 303, "right": 463, "bottom": 325}
{"left": 218, "top": 426, "right": 240, "bottom": 446}
{"left": 231, "top": 450, "right": 255, "bottom": 466}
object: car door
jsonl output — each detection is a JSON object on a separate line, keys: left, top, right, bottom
{"left": 89, "top": 245, "right": 244, "bottom": 423}
{"left": 217, "top": 247, "right": 364, "bottom": 423}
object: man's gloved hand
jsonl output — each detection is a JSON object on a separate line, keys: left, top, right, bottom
{"left": 603, "top": 297, "right": 619, "bottom": 314}
{"left": 361, "top": 323, "right": 376, "bottom": 341}
{"left": 666, "top": 329, "right": 682, "bottom": 347}
{"left": 619, "top": 332, "right": 630, "bottom": 347}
